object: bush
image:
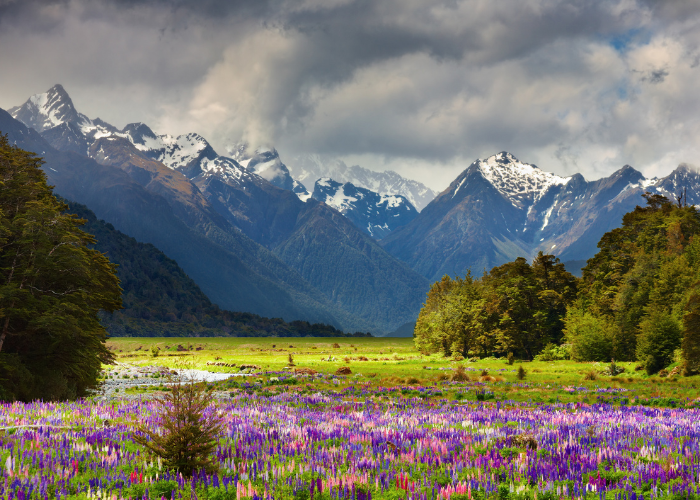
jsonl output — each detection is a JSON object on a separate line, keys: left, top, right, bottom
{"left": 564, "top": 308, "right": 615, "bottom": 362}
{"left": 534, "top": 343, "right": 571, "bottom": 361}
{"left": 517, "top": 365, "right": 527, "bottom": 380}
{"left": 637, "top": 310, "right": 682, "bottom": 375}
{"left": 451, "top": 365, "right": 470, "bottom": 382}
{"left": 134, "top": 372, "right": 223, "bottom": 476}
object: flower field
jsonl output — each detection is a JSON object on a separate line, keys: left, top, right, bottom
{"left": 2, "top": 388, "right": 700, "bottom": 500}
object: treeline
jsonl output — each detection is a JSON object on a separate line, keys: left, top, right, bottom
{"left": 68, "top": 202, "right": 372, "bottom": 338}
{"left": 415, "top": 193, "right": 700, "bottom": 375}
{"left": 415, "top": 253, "right": 577, "bottom": 360}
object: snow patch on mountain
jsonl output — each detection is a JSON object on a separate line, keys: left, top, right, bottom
{"left": 228, "top": 143, "right": 294, "bottom": 191}
{"left": 475, "top": 152, "right": 570, "bottom": 209}
{"left": 312, "top": 178, "right": 418, "bottom": 239}
{"left": 286, "top": 154, "right": 437, "bottom": 211}
{"left": 199, "top": 156, "right": 256, "bottom": 185}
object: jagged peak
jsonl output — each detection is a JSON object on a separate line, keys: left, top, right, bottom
{"left": 10, "top": 84, "right": 88, "bottom": 133}
{"left": 450, "top": 152, "right": 571, "bottom": 208}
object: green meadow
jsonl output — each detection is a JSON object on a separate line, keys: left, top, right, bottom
{"left": 106, "top": 337, "right": 700, "bottom": 405}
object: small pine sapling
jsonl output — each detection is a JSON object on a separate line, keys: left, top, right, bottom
{"left": 517, "top": 365, "right": 527, "bottom": 380}
{"left": 134, "top": 368, "right": 223, "bottom": 476}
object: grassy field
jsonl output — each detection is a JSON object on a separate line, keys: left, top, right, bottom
{"left": 106, "top": 337, "right": 699, "bottom": 405}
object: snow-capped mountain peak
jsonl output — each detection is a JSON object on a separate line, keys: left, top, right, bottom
{"left": 472, "top": 152, "right": 571, "bottom": 208}
{"left": 226, "top": 142, "right": 295, "bottom": 191}
{"left": 312, "top": 178, "right": 417, "bottom": 239}
{"left": 9, "top": 84, "right": 92, "bottom": 133}
{"left": 286, "top": 154, "right": 437, "bottom": 211}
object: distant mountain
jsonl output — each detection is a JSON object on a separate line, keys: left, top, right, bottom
{"left": 382, "top": 151, "right": 693, "bottom": 282}
{"left": 8, "top": 84, "right": 91, "bottom": 134}
{"left": 286, "top": 154, "right": 437, "bottom": 211}
{"left": 0, "top": 107, "right": 354, "bottom": 329}
{"left": 6, "top": 84, "right": 430, "bottom": 333}
{"left": 227, "top": 142, "right": 297, "bottom": 192}
{"left": 67, "top": 201, "right": 368, "bottom": 338}
{"left": 311, "top": 178, "right": 417, "bottom": 238}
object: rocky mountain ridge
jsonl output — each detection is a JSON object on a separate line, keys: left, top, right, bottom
{"left": 285, "top": 154, "right": 437, "bottom": 211}
{"left": 381, "top": 151, "right": 691, "bottom": 281}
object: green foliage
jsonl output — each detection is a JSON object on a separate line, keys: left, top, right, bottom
{"left": 637, "top": 309, "right": 682, "bottom": 375}
{"left": 572, "top": 193, "right": 700, "bottom": 361}
{"left": 564, "top": 307, "right": 615, "bottom": 361}
{"left": 134, "top": 374, "right": 223, "bottom": 476}
{"left": 0, "top": 135, "right": 120, "bottom": 401}
{"left": 534, "top": 342, "right": 571, "bottom": 361}
{"left": 517, "top": 365, "right": 527, "bottom": 380}
{"left": 415, "top": 253, "right": 577, "bottom": 360}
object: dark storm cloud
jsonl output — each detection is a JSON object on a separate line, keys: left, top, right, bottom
{"left": 1, "top": 0, "right": 700, "bottom": 189}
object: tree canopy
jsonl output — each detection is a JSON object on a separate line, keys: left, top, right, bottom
{"left": 414, "top": 252, "right": 577, "bottom": 360}
{"left": 567, "top": 192, "right": 700, "bottom": 370}
{"left": 0, "top": 135, "right": 121, "bottom": 401}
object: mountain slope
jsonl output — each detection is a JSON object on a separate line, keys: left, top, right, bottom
{"left": 273, "top": 199, "right": 428, "bottom": 329}
{"left": 66, "top": 202, "right": 365, "bottom": 337}
{"left": 311, "top": 178, "right": 417, "bottom": 239}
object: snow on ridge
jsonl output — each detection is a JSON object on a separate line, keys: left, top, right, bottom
{"left": 476, "top": 152, "right": 571, "bottom": 207}
{"left": 379, "top": 194, "right": 404, "bottom": 209}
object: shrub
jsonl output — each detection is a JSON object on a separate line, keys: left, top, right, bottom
{"left": 534, "top": 343, "right": 571, "bottom": 361}
{"left": 602, "top": 360, "right": 625, "bottom": 376}
{"left": 637, "top": 310, "right": 682, "bottom": 375}
{"left": 288, "top": 353, "right": 295, "bottom": 366}
{"left": 134, "top": 373, "right": 223, "bottom": 476}
{"left": 151, "top": 346, "right": 160, "bottom": 358}
{"left": 507, "top": 352, "right": 514, "bottom": 365}
{"left": 565, "top": 308, "right": 615, "bottom": 362}
{"left": 583, "top": 370, "right": 598, "bottom": 381}
{"left": 451, "top": 365, "right": 470, "bottom": 382}
{"left": 517, "top": 365, "right": 527, "bottom": 380}
{"left": 511, "top": 433, "right": 538, "bottom": 450}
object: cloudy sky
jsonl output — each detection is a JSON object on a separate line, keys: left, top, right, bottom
{"left": 1, "top": 0, "right": 699, "bottom": 191}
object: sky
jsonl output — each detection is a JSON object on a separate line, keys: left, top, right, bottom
{"left": 1, "top": 0, "right": 699, "bottom": 192}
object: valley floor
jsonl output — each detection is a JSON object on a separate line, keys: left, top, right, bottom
{"left": 2, "top": 338, "right": 699, "bottom": 500}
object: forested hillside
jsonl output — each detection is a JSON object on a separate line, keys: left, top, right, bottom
{"left": 67, "top": 202, "right": 370, "bottom": 338}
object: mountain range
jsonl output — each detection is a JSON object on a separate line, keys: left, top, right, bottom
{"left": 381, "top": 151, "right": 695, "bottom": 281}
{"left": 4, "top": 84, "right": 699, "bottom": 336}
{"left": 4, "top": 84, "right": 429, "bottom": 334}
{"left": 285, "top": 154, "right": 437, "bottom": 212}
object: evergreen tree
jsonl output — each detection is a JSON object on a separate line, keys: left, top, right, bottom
{"left": 414, "top": 253, "right": 576, "bottom": 359}
{"left": 0, "top": 135, "right": 121, "bottom": 401}
{"left": 571, "top": 193, "right": 700, "bottom": 362}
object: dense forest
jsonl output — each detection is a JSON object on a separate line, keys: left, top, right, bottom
{"left": 415, "top": 192, "right": 700, "bottom": 375}
{"left": 67, "top": 202, "right": 372, "bottom": 338}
